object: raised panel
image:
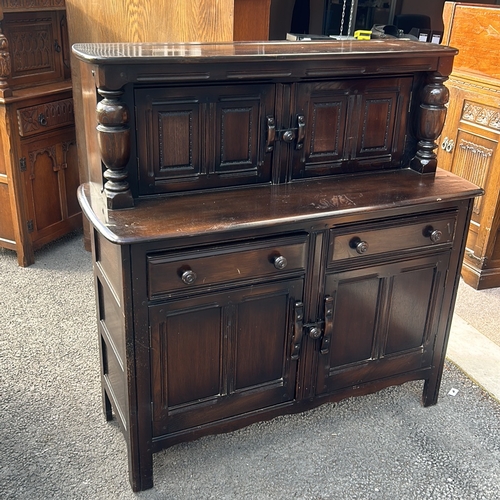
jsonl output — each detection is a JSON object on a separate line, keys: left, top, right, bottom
{"left": 150, "top": 280, "right": 302, "bottom": 436}
{"left": 23, "top": 143, "right": 62, "bottom": 233}
{"left": 234, "top": 292, "right": 288, "bottom": 391}
{"left": 216, "top": 104, "right": 255, "bottom": 171}
{"left": 352, "top": 78, "right": 411, "bottom": 165}
{"left": 357, "top": 97, "right": 393, "bottom": 153}
{"left": 291, "top": 77, "right": 411, "bottom": 179}
{"left": 136, "top": 84, "right": 274, "bottom": 195}
{"left": 328, "top": 274, "right": 379, "bottom": 368}
{"left": 159, "top": 306, "right": 222, "bottom": 409}
{"left": 319, "top": 253, "right": 449, "bottom": 395}
{"left": 292, "top": 82, "right": 349, "bottom": 178}
{"left": 385, "top": 262, "right": 440, "bottom": 355}
{"left": 20, "top": 128, "right": 80, "bottom": 245}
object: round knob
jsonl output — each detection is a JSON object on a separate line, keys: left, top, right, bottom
{"left": 355, "top": 240, "right": 369, "bottom": 254}
{"left": 38, "top": 113, "right": 48, "bottom": 126}
{"left": 282, "top": 130, "right": 295, "bottom": 143}
{"left": 429, "top": 229, "right": 443, "bottom": 243}
{"left": 273, "top": 255, "right": 288, "bottom": 270}
{"left": 308, "top": 327, "right": 322, "bottom": 340}
{"left": 181, "top": 270, "right": 197, "bottom": 285}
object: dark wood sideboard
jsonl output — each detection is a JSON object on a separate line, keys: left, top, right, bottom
{"left": 0, "top": 0, "right": 81, "bottom": 266}
{"left": 72, "top": 40, "right": 482, "bottom": 491}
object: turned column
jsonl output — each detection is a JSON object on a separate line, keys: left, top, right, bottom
{"left": 96, "top": 89, "right": 134, "bottom": 209}
{"left": 410, "top": 72, "right": 450, "bottom": 174}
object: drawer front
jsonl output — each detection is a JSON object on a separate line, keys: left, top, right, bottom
{"left": 17, "top": 98, "right": 74, "bottom": 138}
{"left": 329, "top": 213, "right": 457, "bottom": 263}
{"left": 148, "top": 235, "right": 308, "bottom": 298}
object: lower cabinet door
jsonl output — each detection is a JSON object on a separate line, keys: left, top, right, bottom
{"left": 149, "top": 279, "right": 303, "bottom": 437}
{"left": 316, "top": 253, "right": 450, "bottom": 395}
{"left": 20, "top": 128, "right": 79, "bottom": 244}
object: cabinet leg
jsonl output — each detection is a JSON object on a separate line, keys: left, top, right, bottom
{"left": 422, "top": 373, "right": 442, "bottom": 407}
{"left": 16, "top": 242, "right": 35, "bottom": 267}
{"left": 102, "top": 388, "right": 113, "bottom": 421}
{"left": 127, "top": 437, "right": 153, "bottom": 492}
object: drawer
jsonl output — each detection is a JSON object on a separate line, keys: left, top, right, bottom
{"left": 329, "top": 213, "right": 457, "bottom": 263}
{"left": 147, "top": 235, "right": 308, "bottom": 298}
{"left": 17, "top": 98, "right": 74, "bottom": 138}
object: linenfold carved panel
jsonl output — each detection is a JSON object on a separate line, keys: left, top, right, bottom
{"left": 453, "top": 133, "right": 494, "bottom": 214}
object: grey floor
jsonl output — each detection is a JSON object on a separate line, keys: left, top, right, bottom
{"left": 1, "top": 231, "right": 499, "bottom": 499}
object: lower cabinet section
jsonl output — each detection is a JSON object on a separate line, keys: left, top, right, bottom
{"left": 84, "top": 182, "right": 478, "bottom": 492}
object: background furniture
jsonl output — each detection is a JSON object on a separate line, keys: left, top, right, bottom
{"left": 393, "top": 13, "right": 431, "bottom": 33}
{"left": 74, "top": 39, "right": 480, "bottom": 491}
{"left": 438, "top": 2, "right": 500, "bottom": 289}
{"left": 0, "top": 0, "right": 80, "bottom": 266}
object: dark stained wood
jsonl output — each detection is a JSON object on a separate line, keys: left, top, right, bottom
{"left": 74, "top": 40, "right": 482, "bottom": 492}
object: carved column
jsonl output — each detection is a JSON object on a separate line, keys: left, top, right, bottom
{"left": 96, "top": 89, "right": 134, "bottom": 209}
{"left": 410, "top": 72, "right": 449, "bottom": 174}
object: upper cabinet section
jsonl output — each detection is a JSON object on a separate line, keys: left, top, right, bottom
{"left": 72, "top": 40, "right": 458, "bottom": 209}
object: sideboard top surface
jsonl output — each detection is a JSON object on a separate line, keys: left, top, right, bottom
{"left": 72, "top": 40, "right": 458, "bottom": 65}
{"left": 79, "top": 169, "right": 482, "bottom": 246}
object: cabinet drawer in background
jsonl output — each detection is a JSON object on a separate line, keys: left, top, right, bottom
{"left": 147, "top": 235, "right": 308, "bottom": 298}
{"left": 17, "top": 98, "right": 74, "bottom": 138}
{"left": 329, "top": 213, "right": 457, "bottom": 264}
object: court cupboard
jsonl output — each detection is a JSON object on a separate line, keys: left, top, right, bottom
{"left": 73, "top": 40, "right": 481, "bottom": 491}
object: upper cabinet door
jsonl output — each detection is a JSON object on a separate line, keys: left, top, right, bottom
{"left": 135, "top": 84, "right": 274, "bottom": 195}
{"left": 290, "top": 77, "right": 412, "bottom": 180}
{"left": 2, "top": 11, "right": 65, "bottom": 88}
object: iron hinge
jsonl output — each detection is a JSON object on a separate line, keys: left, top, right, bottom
{"left": 27, "top": 220, "right": 34, "bottom": 233}
{"left": 20, "top": 157, "right": 27, "bottom": 172}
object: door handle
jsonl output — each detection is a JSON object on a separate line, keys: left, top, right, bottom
{"left": 441, "top": 137, "right": 455, "bottom": 153}
{"left": 296, "top": 115, "right": 305, "bottom": 150}
{"left": 290, "top": 301, "right": 304, "bottom": 360}
{"left": 266, "top": 116, "right": 276, "bottom": 153}
{"left": 320, "top": 296, "right": 334, "bottom": 355}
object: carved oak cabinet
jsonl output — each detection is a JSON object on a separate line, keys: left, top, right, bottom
{"left": 72, "top": 40, "right": 482, "bottom": 491}
{"left": 0, "top": 0, "right": 81, "bottom": 267}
